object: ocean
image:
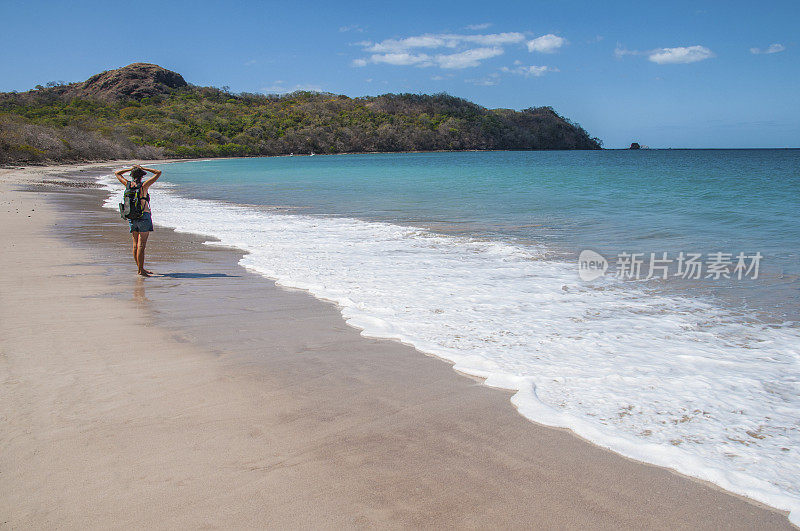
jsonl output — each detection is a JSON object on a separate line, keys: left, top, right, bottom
{"left": 101, "top": 150, "right": 800, "bottom": 521}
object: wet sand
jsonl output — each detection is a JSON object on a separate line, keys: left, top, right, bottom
{"left": 0, "top": 162, "right": 793, "bottom": 528}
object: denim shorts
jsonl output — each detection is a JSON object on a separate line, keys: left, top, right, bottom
{"left": 129, "top": 211, "right": 154, "bottom": 233}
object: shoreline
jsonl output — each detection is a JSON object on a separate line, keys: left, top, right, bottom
{"left": 1, "top": 161, "right": 795, "bottom": 528}
{"left": 5, "top": 145, "right": 800, "bottom": 171}
{"left": 6, "top": 145, "right": 800, "bottom": 171}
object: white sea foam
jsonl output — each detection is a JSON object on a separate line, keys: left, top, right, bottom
{"left": 101, "top": 176, "right": 800, "bottom": 523}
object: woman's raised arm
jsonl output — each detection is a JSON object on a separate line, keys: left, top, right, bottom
{"left": 141, "top": 167, "right": 162, "bottom": 189}
{"left": 114, "top": 167, "right": 132, "bottom": 186}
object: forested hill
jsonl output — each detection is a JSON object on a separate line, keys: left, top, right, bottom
{"left": 0, "top": 63, "right": 602, "bottom": 164}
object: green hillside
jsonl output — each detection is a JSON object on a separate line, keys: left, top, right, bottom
{"left": 0, "top": 63, "right": 602, "bottom": 164}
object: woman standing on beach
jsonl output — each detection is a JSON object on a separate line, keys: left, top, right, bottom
{"left": 115, "top": 164, "right": 161, "bottom": 276}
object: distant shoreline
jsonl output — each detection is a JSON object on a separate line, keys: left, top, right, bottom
{"left": 5, "top": 146, "right": 800, "bottom": 170}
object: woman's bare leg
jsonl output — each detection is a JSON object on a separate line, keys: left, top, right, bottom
{"left": 137, "top": 232, "right": 150, "bottom": 276}
{"left": 131, "top": 232, "right": 142, "bottom": 272}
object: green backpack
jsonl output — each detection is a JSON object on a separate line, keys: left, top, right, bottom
{"left": 119, "top": 182, "right": 144, "bottom": 220}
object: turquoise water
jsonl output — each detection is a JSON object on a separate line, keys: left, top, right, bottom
{"left": 105, "top": 150, "right": 800, "bottom": 519}
{"left": 160, "top": 150, "right": 800, "bottom": 321}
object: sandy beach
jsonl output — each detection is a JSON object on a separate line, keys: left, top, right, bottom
{"left": 0, "top": 162, "right": 794, "bottom": 529}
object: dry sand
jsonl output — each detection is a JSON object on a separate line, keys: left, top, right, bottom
{"left": 0, "top": 162, "right": 794, "bottom": 529}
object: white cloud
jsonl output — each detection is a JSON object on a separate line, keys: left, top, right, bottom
{"left": 361, "top": 32, "right": 524, "bottom": 53}
{"left": 501, "top": 65, "right": 559, "bottom": 77}
{"left": 614, "top": 45, "right": 640, "bottom": 58}
{"left": 767, "top": 43, "right": 786, "bottom": 53}
{"left": 750, "top": 43, "right": 786, "bottom": 54}
{"left": 352, "top": 32, "right": 520, "bottom": 69}
{"left": 339, "top": 25, "right": 364, "bottom": 33}
{"left": 366, "top": 35, "right": 447, "bottom": 53}
{"left": 368, "top": 52, "right": 433, "bottom": 66}
{"left": 648, "top": 45, "right": 715, "bottom": 64}
{"left": 616, "top": 44, "right": 715, "bottom": 64}
{"left": 466, "top": 23, "right": 492, "bottom": 30}
{"left": 467, "top": 33, "right": 525, "bottom": 46}
{"left": 435, "top": 47, "right": 504, "bottom": 69}
{"left": 526, "top": 34, "right": 566, "bottom": 53}
{"left": 466, "top": 77, "right": 499, "bottom": 86}
{"left": 360, "top": 47, "right": 504, "bottom": 69}
{"left": 243, "top": 59, "right": 257, "bottom": 66}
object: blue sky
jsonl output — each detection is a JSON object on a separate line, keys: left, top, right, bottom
{"left": 1, "top": 0, "right": 797, "bottom": 148}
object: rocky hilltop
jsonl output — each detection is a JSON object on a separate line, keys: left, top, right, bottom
{"left": 0, "top": 63, "right": 602, "bottom": 164}
{"left": 76, "top": 63, "right": 188, "bottom": 100}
